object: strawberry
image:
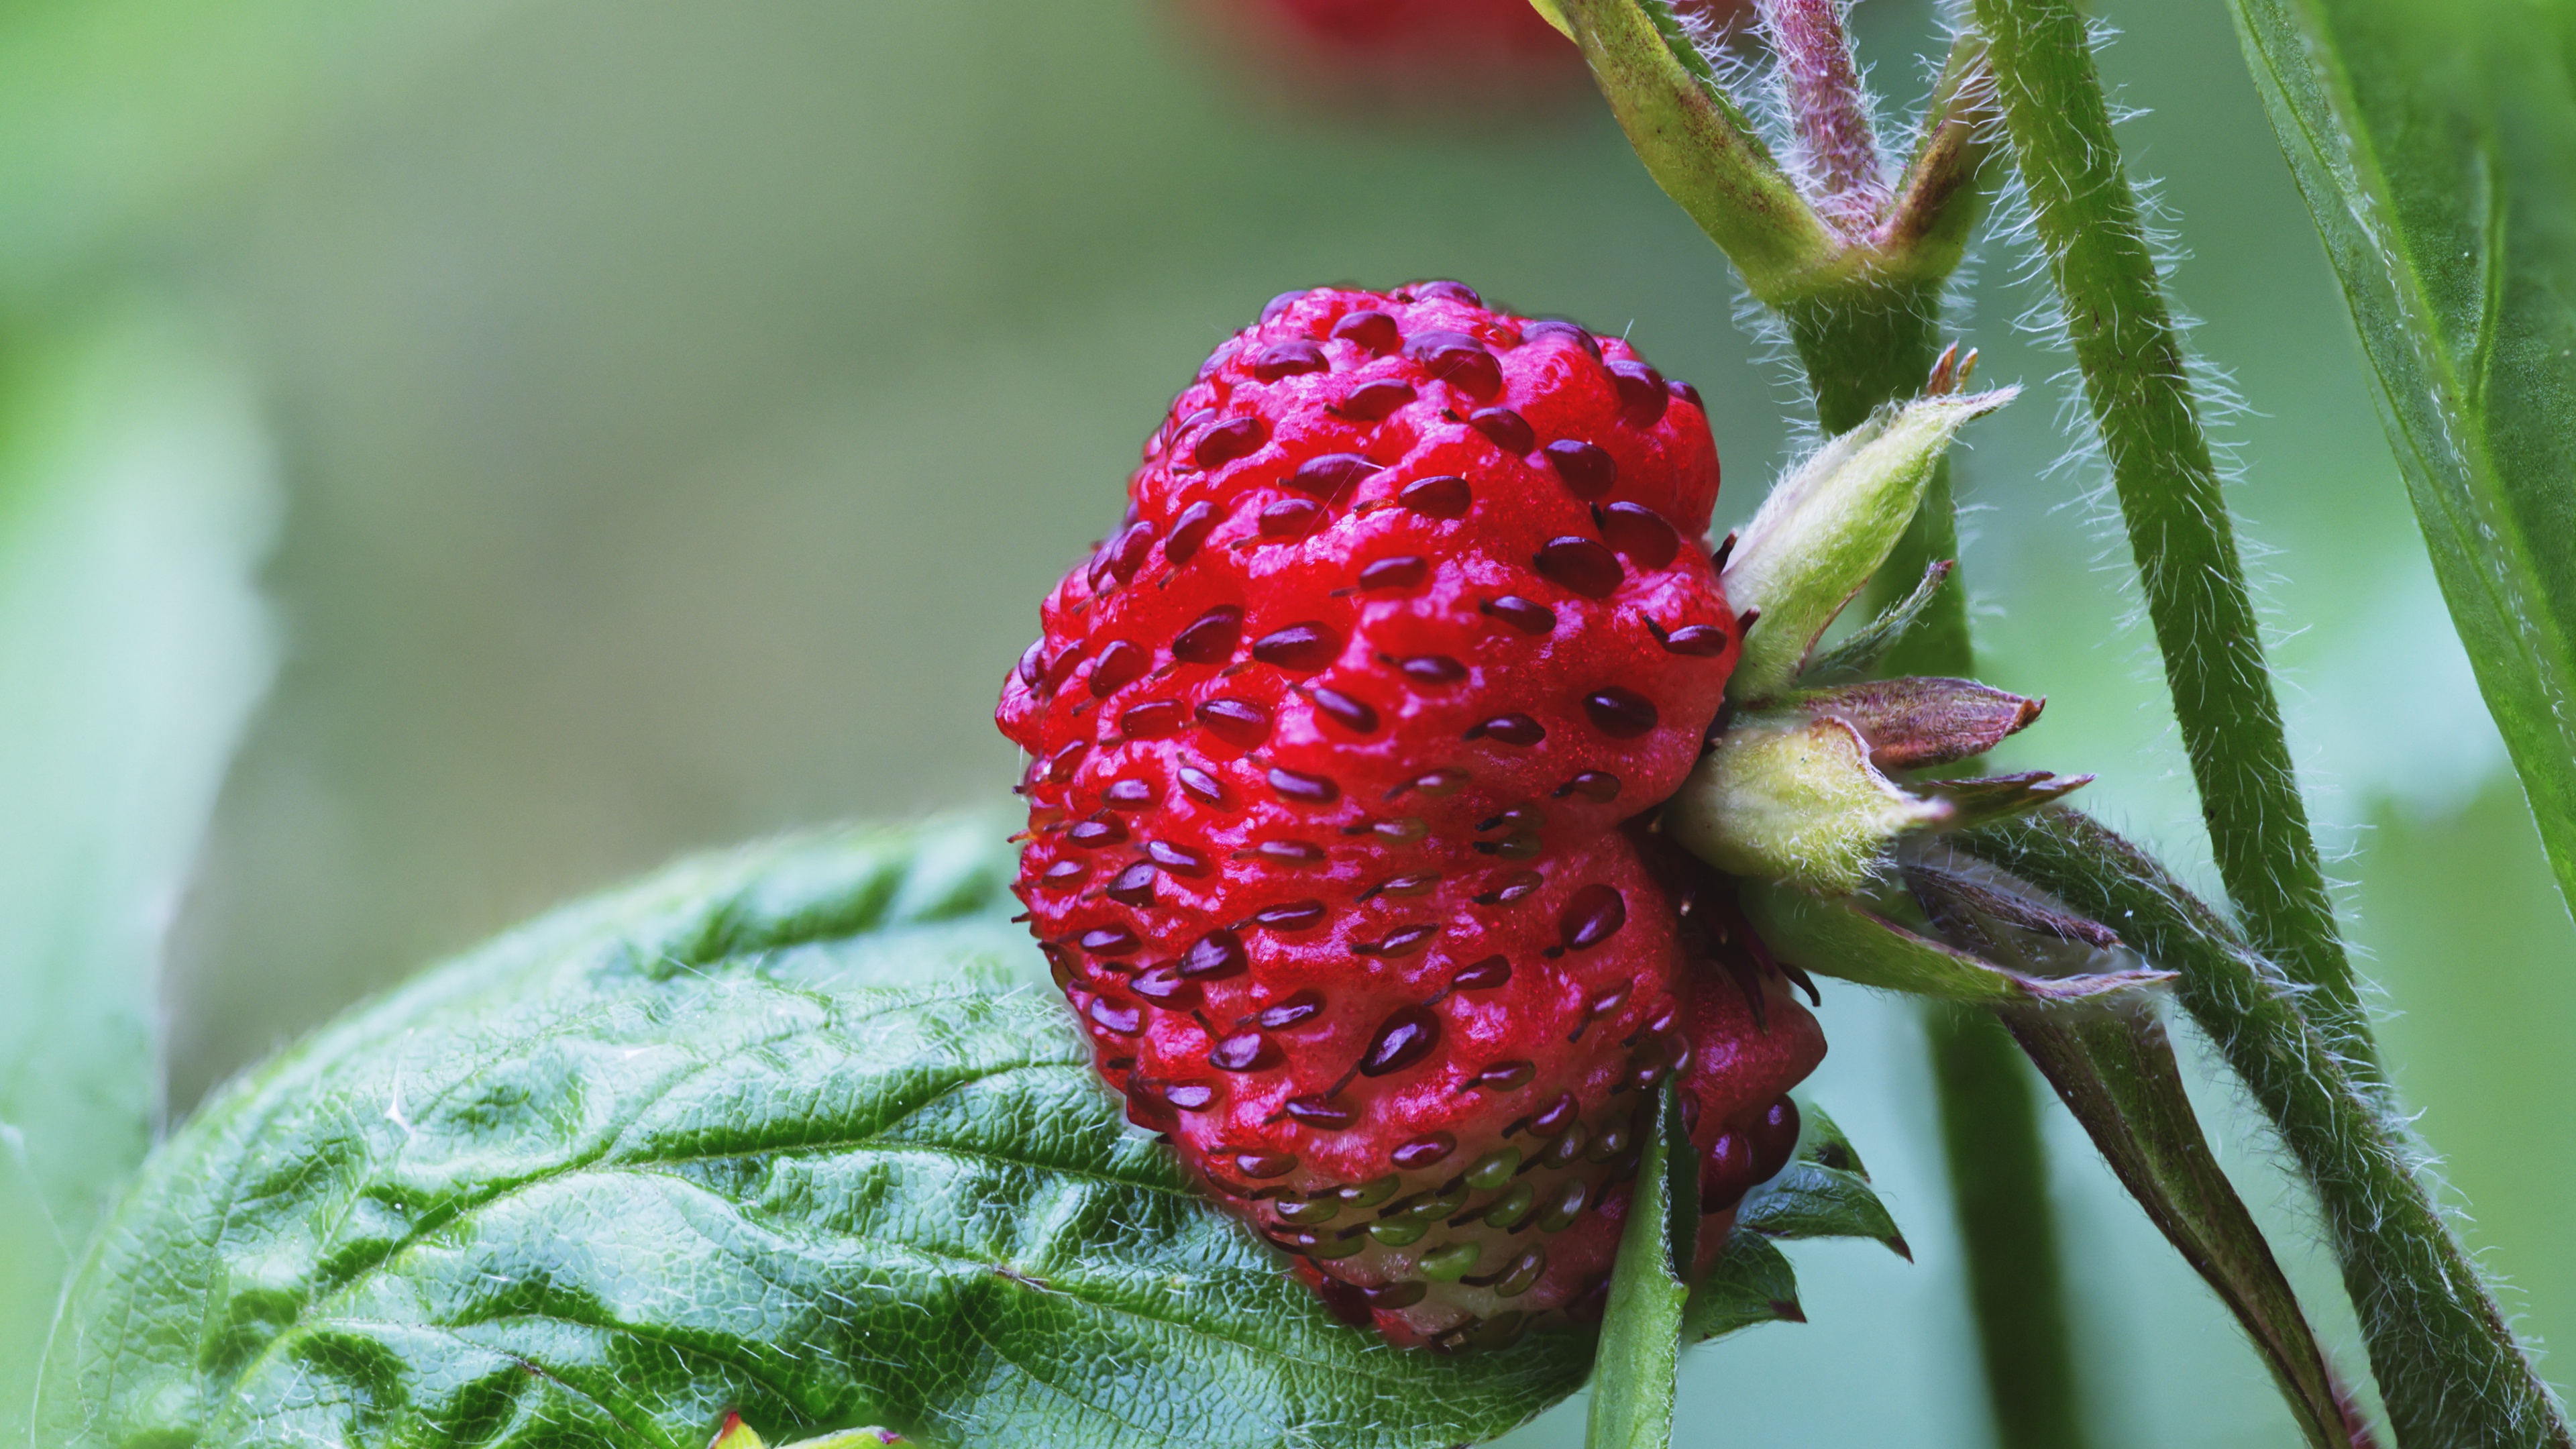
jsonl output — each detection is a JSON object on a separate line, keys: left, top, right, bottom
{"left": 1238, "top": 0, "right": 1750, "bottom": 64}
{"left": 1178, "top": 0, "right": 1585, "bottom": 103}
{"left": 1261, "top": 0, "right": 1576, "bottom": 63}
{"left": 1175, "top": 0, "right": 1754, "bottom": 111}
{"left": 996, "top": 282, "right": 1824, "bottom": 1349}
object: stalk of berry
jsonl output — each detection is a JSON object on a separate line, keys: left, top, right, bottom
{"left": 997, "top": 282, "right": 1822, "bottom": 1349}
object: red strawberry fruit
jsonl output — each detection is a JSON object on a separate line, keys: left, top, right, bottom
{"left": 1261, "top": 0, "right": 1577, "bottom": 64}
{"left": 1178, "top": 0, "right": 1754, "bottom": 99}
{"left": 997, "top": 282, "right": 1824, "bottom": 1349}
{"left": 1184, "top": 0, "right": 1585, "bottom": 101}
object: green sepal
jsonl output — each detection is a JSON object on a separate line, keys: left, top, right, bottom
{"left": 1731, "top": 1098, "right": 1907, "bottom": 1258}
{"left": 1796, "top": 1100, "right": 1871, "bottom": 1180}
{"left": 1722, "top": 388, "right": 2017, "bottom": 703}
{"left": 1680, "top": 1099, "right": 1905, "bottom": 1342}
{"left": 1798, "top": 559, "right": 1955, "bottom": 686}
{"left": 1736, "top": 1159, "right": 1911, "bottom": 1260}
{"left": 1681, "top": 1230, "right": 1802, "bottom": 1342}
{"left": 1740, "top": 879, "right": 2176, "bottom": 1006}
{"left": 1668, "top": 715, "right": 1949, "bottom": 896}
{"left": 1919, "top": 770, "right": 2096, "bottom": 827}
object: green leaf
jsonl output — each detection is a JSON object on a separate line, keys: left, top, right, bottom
{"left": 2000, "top": 1000, "right": 2367, "bottom": 1449}
{"left": 1680, "top": 1231, "right": 1801, "bottom": 1343}
{"left": 1585, "top": 1081, "right": 1693, "bottom": 1449}
{"left": 1735, "top": 1160, "right": 1909, "bottom": 1260}
{"left": 1794, "top": 1101, "right": 1869, "bottom": 1181}
{"left": 0, "top": 314, "right": 278, "bottom": 1437}
{"left": 710, "top": 1408, "right": 904, "bottom": 1448}
{"left": 34, "top": 819, "right": 1594, "bottom": 1449}
{"left": 1739, "top": 879, "right": 2176, "bottom": 1006}
{"left": 2226, "top": 0, "right": 2576, "bottom": 941}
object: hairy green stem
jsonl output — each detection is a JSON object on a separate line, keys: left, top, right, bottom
{"left": 1544, "top": 0, "right": 1843, "bottom": 303}
{"left": 1779, "top": 282, "right": 1972, "bottom": 679}
{"left": 1927, "top": 1006, "right": 2088, "bottom": 1449}
{"left": 1763, "top": 28, "right": 2076, "bottom": 1444}
{"left": 1962, "top": 812, "right": 2573, "bottom": 1449}
{"left": 1965, "top": 0, "right": 2372, "bottom": 1073}
{"left": 1556, "top": 9, "right": 2083, "bottom": 1437}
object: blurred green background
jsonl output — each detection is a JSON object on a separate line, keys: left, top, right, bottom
{"left": 3, "top": 0, "right": 2569, "bottom": 1444}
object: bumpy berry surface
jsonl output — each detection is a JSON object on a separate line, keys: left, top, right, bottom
{"left": 997, "top": 282, "right": 1824, "bottom": 1349}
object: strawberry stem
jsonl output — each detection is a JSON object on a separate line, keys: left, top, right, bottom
{"left": 1925, "top": 1006, "right": 2090, "bottom": 1449}
{"left": 1545, "top": 0, "right": 1842, "bottom": 305}
{"left": 1556, "top": 8, "right": 2085, "bottom": 1440}
{"left": 1752, "top": 0, "right": 1890, "bottom": 235}
{"left": 1757, "top": 27, "right": 2082, "bottom": 1443}
{"left": 1965, "top": 0, "right": 2375, "bottom": 1075}
{"left": 1963, "top": 810, "right": 2572, "bottom": 1449}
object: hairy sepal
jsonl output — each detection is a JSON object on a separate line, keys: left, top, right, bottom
{"left": 1668, "top": 714, "right": 1951, "bottom": 896}
{"left": 1799, "top": 558, "right": 1955, "bottom": 685}
{"left": 1722, "top": 388, "right": 2016, "bottom": 702}
{"left": 1739, "top": 879, "right": 2176, "bottom": 1006}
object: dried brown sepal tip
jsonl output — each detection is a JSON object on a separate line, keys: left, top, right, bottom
{"left": 1790, "top": 676, "right": 2041, "bottom": 771}
{"left": 1923, "top": 341, "right": 1981, "bottom": 398}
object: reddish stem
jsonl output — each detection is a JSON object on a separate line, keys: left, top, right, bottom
{"left": 1755, "top": 0, "right": 1890, "bottom": 235}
